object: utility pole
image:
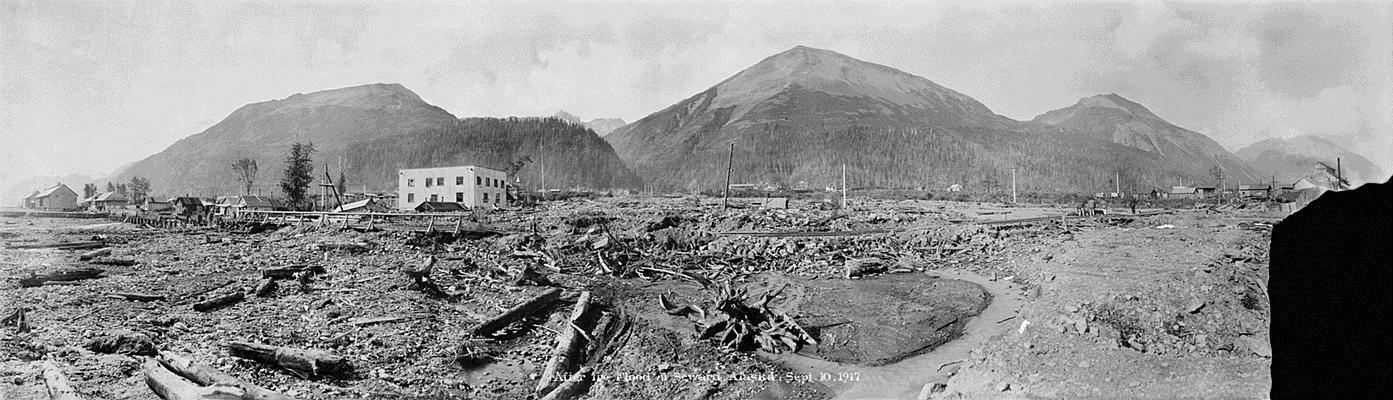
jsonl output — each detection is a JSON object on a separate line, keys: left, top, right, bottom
{"left": 722, "top": 143, "right": 734, "bottom": 209}
{"left": 841, "top": 163, "right": 848, "bottom": 209}
{"left": 1011, "top": 168, "right": 1017, "bottom": 204}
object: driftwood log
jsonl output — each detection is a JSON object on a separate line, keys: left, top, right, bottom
{"left": 472, "top": 288, "right": 562, "bottom": 337}
{"left": 260, "top": 266, "right": 325, "bottom": 280}
{"left": 43, "top": 360, "right": 84, "bottom": 400}
{"left": 18, "top": 268, "right": 104, "bottom": 287}
{"left": 536, "top": 291, "right": 598, "bottom": 396}
{"left": 7, "top": 241, "right": 104, "bottom": 250}
{"left": 192, "top": 292, "right": 244, "bottom": 312}
{"left": 226, "top": 341, "right": 349, "bottom": 378}
{"left": 142, "top": 357, "right": 245, "bottom": 400}
{"left": 105, "top": 292, "right": 165, "bottom": 302}
{"left": 312, "top": 242, "right": 369, "bottom": 252}
{"left": 78, "top": 248, "right": 112, "bottom": 261}
{"left": 844, "top": 257, "right": 886, "bottom": 279}
{"left": 2, "top": 307, "right": 29, "bottom": 333}
{"left": 158, "top": 351, "right": 292, "bottom": 400}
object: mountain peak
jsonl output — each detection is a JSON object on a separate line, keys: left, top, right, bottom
{"left": 1075, "top": 93, "right": 1159, "bottom": 119}
{"left": 552, "top": 110, "right": 583, "bottom": 123}
{"left": 282, "top": 83, "right": 428, "bottom": 110}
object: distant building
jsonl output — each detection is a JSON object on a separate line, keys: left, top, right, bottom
{"left": 397, "top": 165, "right": 508, "bottom": 211}
{"left": 1167, "top": 186, "right": 1199, "bottom": 199}
{"left": 170, "top": 197, "right": 205, "bottom": 216}
{"left": 87, "top": 192, "right": 129, "bottom": 211}
{"left": 1293, "top": 161, "right": 1350, "bottom": 192}
{"left": 24, "top": 183, "right": 80, "bottom": 210}
{"left": 1194, "top": 186, "right": 1217, "bottom": 198}
{"left": 234, "top": 195, "right": 281, "bottom": 211}
{"left": 143, "top": 198, "right": 173, "bottom": 213}
{"left": 1238, "top": 184, "right": 1271, "bottom": 198}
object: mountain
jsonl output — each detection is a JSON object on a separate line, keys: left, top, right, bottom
{"left": 606, "top": 46, "right": 1248, "bottom": 193}
{"left": 552, "top": 111, "right": 627, "bottom": 136}
{"left": 342, "top": 117, "right": 642, "bottom": 191}
{"left": 112, "top": 84, "right": 638, "bottom": 198}
{"left": 1029, "top": 93, "right": 1263, "bottom": 183}
{"left": 1235, "top": 136, "right": 1387, "bottom": 185}
{"left": 585, "top": 118, "right": 627, "bottom": 137}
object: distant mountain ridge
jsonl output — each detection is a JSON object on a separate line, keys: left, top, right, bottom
{"left": 606, "top": 46, "right": 1259, "bottom": 193}
{"left": 1235, "top": 135, "right": 1386, "bottom": 185}
{"left": 552, "top": 111, "right": 627, "bottom": 136}
{"left": 1030, "top": 93, "right": 1262, "bottom": 183}
{"left": 110, "top": 84, "right": 639, "bottom": 198}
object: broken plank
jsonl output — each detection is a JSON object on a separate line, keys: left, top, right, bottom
{"left": 78, "top": 248, "right": 112, "bottom": 261}
{"left": 105, "top": 292, "right": 166, "bottom": 302}
{"left": 158, "top": 351, "right": 292, "bottom": 400}
{"left": 90, "top": 258, "right": 138, "bottom": 267}
{"left": 347, "top": 316, "right": 412, "bottom": 326}
{"left": 142, "top": 357, "right": 246, "bottom": 400}
{"left": 226, "top": 341, "right": 349, "bottom": 378}
{"left": 536, "top": 291, "right": 597, "bottom": 397}
{"left": 44, "top": 360, "right": 84, "bottom": 400}
{"left": 260, "top": 265, "right": 326, "bottom": 280}
{"left": 253, "top": 279, "right": 277, "bottom": 297}
{"left": 18, "top": 267, "right": 104, "bottom": 288}
{"left": 472, "top": 288, "right": 562, "bottom": 337}
{"left": 192, "top": 292, "right": 244, "bottom": 312}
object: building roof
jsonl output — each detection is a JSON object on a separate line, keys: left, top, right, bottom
{"left": 414, "top": 201, "right": 467, "bottom": 212}
{"left": 1238, "top": 184, "right": 1271, "bottom": 191}
{"left": 1169, "top": 186, "right": 1197, "bottom": 194}
{"left": 237, "top": 195, "right": 279, "bottom": 208}
{"left": 31, "top": 183, "right": 75, "bottom": 199}
{"left": 92, "top": 192, "right": 129, "bottom": 202}
{"left": 171, "top": 197, "right": 203, "bottom": 207}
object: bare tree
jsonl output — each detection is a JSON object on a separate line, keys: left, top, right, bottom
{"left": 232, "top": 158, "right": 258, "bottom": 195}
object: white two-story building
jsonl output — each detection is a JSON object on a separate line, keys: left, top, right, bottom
{"left": 397, "top": 165, "right": 508, "bottom": 210}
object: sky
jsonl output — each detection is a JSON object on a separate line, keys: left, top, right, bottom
{"left": 2, "top": 0, "right": 1390, "bottom": 191}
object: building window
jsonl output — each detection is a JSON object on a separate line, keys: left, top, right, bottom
{"left": 407, "top": 179, "right": 415, "bottom": 187}
{"left": 436, "top": 177, "right": 444, "bottom": 186}
{"left": 407, "top": 193, "right": 414, "bottom": 202}
{"left": 425, "top": 178, "right": 432, "bottom": 188}
{"left": 456, "top": 176, "right": 463, "bottom": 185}
{"left": 483, "top": 193, "right": 489, "bottom": 202}
{"left": 476, "top": 176, "right": 481, "bottom": 185}
{"left": 430, "top": 194, "right": 438, "bottom": 202}
{"left": 456, "top": 192, "right": 463, "bottom": 202}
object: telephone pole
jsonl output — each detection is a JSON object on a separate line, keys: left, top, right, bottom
{"left": 1011, "top": 168, "right": 1017, "bottom": 204}
{"left": 722, "top": 143, "right": 734, "bottom": 209}
{"left": 841, "top": 163, "right": 848, "bottom": 209}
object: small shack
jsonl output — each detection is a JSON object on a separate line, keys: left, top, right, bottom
{"left": 88, "top": 192, "right": 129, "bottom": 211}
{"left": 171, "top": 197, "right": 205, "bottom": 216}
{"left": 414, "top": 201, "right": 467, "bottom": 212}
{"left": 143, "top": 198, "right": 173, "bottom": 213}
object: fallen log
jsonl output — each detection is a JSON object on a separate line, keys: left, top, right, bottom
{"left": 226, "top": 342, "right": 349, "bottom": 378}
{"left": 538, "top": 367, "right": 594, "bottom": 400}
{"left": 6, "top": 241, "right": 104, "bottom": 250}
{"left": 253, "top": 279, "right": 277, "bottom": 297}
{"left": 18, "top": 268, "right": 104, "bottom": 288}
{"left": 105, "top": 292, "right": 165, "bottom": 302}
{"left": 348, "top": 316, "right": 412, "bottom": 326}
{"left": 259, "top": 265, "right": 325, "bottom": 280}
{"left": 142, "top": 357, "right": 245, "bottom": 400}
{"left": 844, "top": 257, "right": 886, "bottom": 279}
{"left": 192, "top": 292, "right": 244, "bottom": 312}
{"left": 90, "top": 258, "right": 139, "bottom": 267}
{"left": 536, "top": 291, "right": 598, "bottom": 396}
{"left": 312, "top": 242, "right": 370, "bottom": 252}
{"left": 472, "top": 288, "right": 563, "bottom": 337}
{"left": 78, "top": 248, "right": 112, "bottom": 261}
{"left": 44, "top": 360, "right": 84, "bottom": 400}
{"left": 157, "top": 351, "right": 292, "bottom": 400}
{"left": 1, "top": 307, "right": 29, "bottom": 332}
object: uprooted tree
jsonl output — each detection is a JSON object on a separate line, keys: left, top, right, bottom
{"left": 280, "top": 143, "right": 315, "bottom": 210}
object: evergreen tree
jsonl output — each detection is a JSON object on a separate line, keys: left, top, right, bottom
{"left": 280, "top": 142, "right": 315, "bottom": 210}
